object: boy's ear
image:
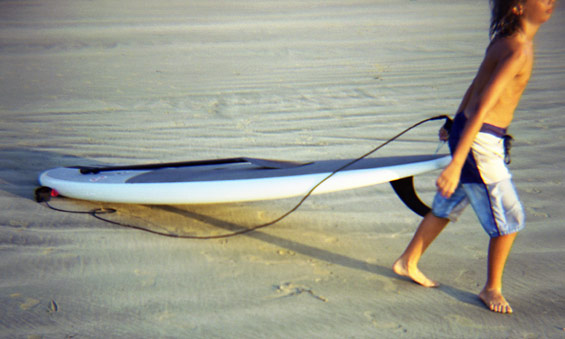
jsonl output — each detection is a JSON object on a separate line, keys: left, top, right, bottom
{"left": 512, "top": 4, "right": 524, "bottom": 16}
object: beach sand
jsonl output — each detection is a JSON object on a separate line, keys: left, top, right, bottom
{"left": 1, "top": 0, "right": 564, "bottom": 338}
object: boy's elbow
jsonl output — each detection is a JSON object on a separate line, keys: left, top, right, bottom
{"left": 465, "top": 103, "right": 491, "bottom": 125}
{"left": 467, "top": 102, "right": 487, "bottom": 117}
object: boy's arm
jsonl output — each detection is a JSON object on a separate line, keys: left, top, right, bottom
{"left": 440, "top": 80, "right": 476, "bottom": 141}
{"left": 456, "top": 79, "right": 475, "bottom": 114}
{"left": 437, "top": 46, "right": 527, "bottom": 198}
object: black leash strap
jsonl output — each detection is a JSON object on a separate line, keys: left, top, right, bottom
{"left": 36, "top": 115, "right": 451, "bottom": 239}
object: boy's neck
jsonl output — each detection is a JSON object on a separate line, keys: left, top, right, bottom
{"left": 520, "top": 19, "right": 542, "bottom": 42}
{"left": 521, "top": 27, "right": 539, "bottom": 42}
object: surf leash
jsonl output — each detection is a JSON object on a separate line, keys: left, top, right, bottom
{"left": 36, "top": 114, "right": 452, "bottom": 239}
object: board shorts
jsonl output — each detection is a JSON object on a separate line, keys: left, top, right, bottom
{"left": 431, "top": 112, "right": 525, "bottom": 238}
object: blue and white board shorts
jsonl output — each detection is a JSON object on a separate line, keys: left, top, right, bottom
{"left": 432, "top": 112, "right": 525, "bottom": 238}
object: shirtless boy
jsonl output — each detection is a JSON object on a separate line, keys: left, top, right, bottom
{"left": 393, "top": 0, "right": 555, "bottom": 314}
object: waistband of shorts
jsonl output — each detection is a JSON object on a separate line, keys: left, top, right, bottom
{"left": 455, "top": 112, "right": 508, "bottom": 138}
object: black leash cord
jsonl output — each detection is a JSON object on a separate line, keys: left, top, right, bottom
{"left": 38, "top": 115, "right": 451, "bottom": 240}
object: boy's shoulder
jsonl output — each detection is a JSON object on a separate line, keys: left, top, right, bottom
{"left": 486, "top": 35, "right": 529, "bottom": 66}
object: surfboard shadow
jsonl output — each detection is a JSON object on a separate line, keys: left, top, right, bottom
{"left": 157, "top": 206, "right": 393, "bottom": 275}
{"left": 0, "top": 147, "right": 481, "bottom": 309}
{"left": 158, "top": 205, "right": 482, "bottom": 309}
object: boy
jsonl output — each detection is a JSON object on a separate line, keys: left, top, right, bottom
{"left": 392, "top": 0, "right": 555, "bottom": 314}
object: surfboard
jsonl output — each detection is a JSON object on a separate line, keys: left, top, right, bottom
{"left": 38, "top": 155, "right": 450, "bottom": 211}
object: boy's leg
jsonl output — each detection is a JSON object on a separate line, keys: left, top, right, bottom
{"left": 393, "top": 212, "right": 449, "bottom": 287}
{"left": 462, "top": 178, "right": 523, "bottom": 313}
{"left": 479, "top": 232, "right": 517, "bottom": 314}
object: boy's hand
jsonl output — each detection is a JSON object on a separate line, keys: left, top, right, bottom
{"left": 438, "top": 116, "right": 452, "bottom": 142}
{"left": 439, "top": 127, "right": 449, "bottom": 142}
{"left": 436, "top": 162, "right": 461, "bottom": 198}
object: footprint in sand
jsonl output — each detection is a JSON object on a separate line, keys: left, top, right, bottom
{"left": 363, "top": 311, "right": 404, "bottom": 331}
{"left": 19, "top": 297, "right": 40, "bottom": 311}
{"left": 11, "top": 293, "right": 58, "bottom": 313}
{"left": 270, "top": 282, "right": 327, "bottom": 302}
{"left": 11, "top": 293, "right": 39, "bottom": 311}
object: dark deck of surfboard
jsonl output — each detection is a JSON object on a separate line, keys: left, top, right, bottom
{"left": 125, "top": 155, "right": 447, "bottom": 183}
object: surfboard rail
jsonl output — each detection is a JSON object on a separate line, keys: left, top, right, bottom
{"left": 39, "top": 154, "right": 450, "bottom": 215}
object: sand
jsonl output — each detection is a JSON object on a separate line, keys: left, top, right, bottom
{"left": 1, "top": 0, "right": 564, "bottom": 338}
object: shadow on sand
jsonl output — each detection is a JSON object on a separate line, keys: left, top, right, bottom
{"left": 157, "top": 205, "right": 482, "bottom": 309}
{"left": 0, "top": 147, "right": 483, "bottom": 310}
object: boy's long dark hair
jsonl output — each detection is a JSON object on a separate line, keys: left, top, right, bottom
{"left": 489, "top": 0, "right": 525, "bottom": 40}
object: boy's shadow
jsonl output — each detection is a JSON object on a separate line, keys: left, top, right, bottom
{"left": 1, "top": 147, "right": 482, "bottom": 310}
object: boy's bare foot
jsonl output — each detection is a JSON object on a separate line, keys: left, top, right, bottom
{"left": 392, "top": 258, "right": 439, "bottom": 288}
{"left": 479, "top": 288, "right": 513, "bottom": 314}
